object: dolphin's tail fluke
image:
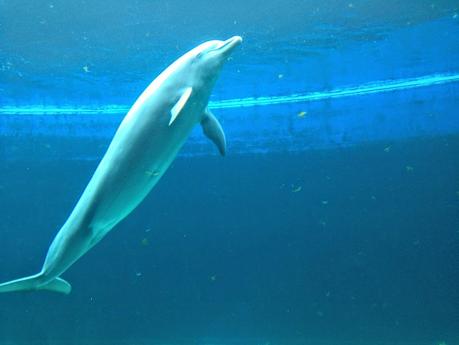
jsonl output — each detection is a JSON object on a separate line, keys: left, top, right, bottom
{"left": 0, "top": 274, "right": 71, "bottom": 294}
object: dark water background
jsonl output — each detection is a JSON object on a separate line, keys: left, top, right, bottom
{"left": 1, "top": 0, "right": 459, "bottom": 344}
{"left": 0, "top": 136, "right": 458, "bottom": 344}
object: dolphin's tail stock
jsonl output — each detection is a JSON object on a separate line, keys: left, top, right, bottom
{"left": 0, "top": 273, "right": 71, "bottom": 294}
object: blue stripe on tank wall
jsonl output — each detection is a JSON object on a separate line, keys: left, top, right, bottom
{"left": 1, "top": 73, "right": 458, "bottom": 115}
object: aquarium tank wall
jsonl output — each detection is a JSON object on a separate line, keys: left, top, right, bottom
{"left": 0, "top": 1, "right": 458, "bottom": 345}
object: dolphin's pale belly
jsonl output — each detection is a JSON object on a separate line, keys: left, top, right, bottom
{"left": 73, "top": 102, "right": 202, "bottom": 241}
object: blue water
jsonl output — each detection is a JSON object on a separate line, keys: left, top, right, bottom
{"left": 1, "top": 0, "right": 459, "bottom": 344}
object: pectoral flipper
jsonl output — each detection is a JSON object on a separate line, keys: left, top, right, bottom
{"left": 201, "top": 109, "right": 226, "bottom": 156}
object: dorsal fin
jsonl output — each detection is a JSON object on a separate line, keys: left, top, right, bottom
{"left": 169, "top": 87, "right": 192, "bottom": 126}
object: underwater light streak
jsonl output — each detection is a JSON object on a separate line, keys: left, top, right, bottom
{"left": 211, "top": 73, "right": 459, "bottom": 109}
{"left": 1, "top": 73, "right": 458, "bottom": 115}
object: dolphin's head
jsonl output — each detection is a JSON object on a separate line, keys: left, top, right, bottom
{"left": 184, "top": 36, "right": 242, "bottom": 89}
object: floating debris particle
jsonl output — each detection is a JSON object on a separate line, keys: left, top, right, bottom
{"left": 371, "top": 195, "right": 377, "bottom": 200}
{"left": 136, "top": 272, "right": 142, "bottom": 277}
{"left": 278, "top": 73, "right": 284, "bottom": 79}
{"left": 405, "top": 165, "right": 414, "bottom": 172}
{"left": 210, "top": 275, "right": 217, "bottom": 281}
{"left": 82, "top": 65, "right": 90, "bottom": 73}
{"left": 383, "top": 145, "right": 391, "bottom": 153}
{"left": 321, "top": 200, "right": 329, "bottom": 205}
{"left": 145, "top": 170, "right": 160, "bottom": 177}
{"left": 145, "top": 228, "right": 151, "bottom": 233}
{"left": 291, "top": 185, "right": 302, "bottom": 193}
{"left": 297, "top": 111, "right": 308, "bottom": 118}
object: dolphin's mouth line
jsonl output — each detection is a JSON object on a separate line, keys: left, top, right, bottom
{"left": 215, "top": 36, "right": 243, "bottom": 54}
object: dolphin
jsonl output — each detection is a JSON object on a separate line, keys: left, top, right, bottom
{"left": 0, "top": 36, "right": 242, "bottom": 294}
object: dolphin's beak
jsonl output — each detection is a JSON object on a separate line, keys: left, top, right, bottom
{"left": 218, "top": 36, "right": 243, "bottom": 56}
